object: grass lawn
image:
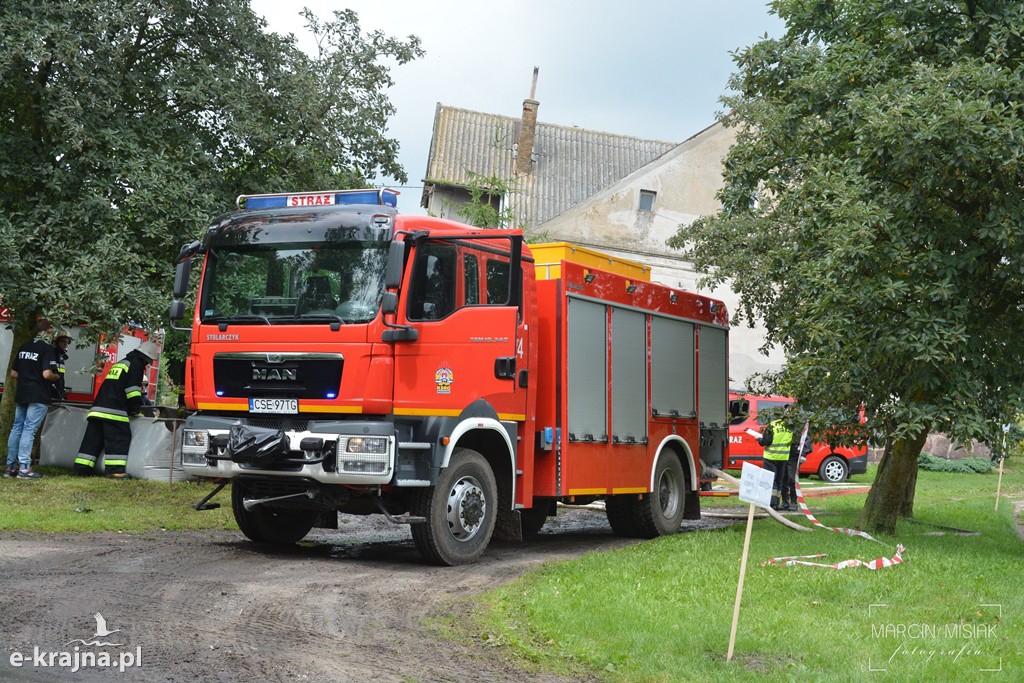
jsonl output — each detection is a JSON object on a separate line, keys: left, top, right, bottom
{"left": 475, "top": 464, "right": 1023, "bottom": 682}
{"left": 0, "top": 466, "right": 235, "bottom": 532}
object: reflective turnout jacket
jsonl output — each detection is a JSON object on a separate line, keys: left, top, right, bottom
{"left": 763, "top": 419, "right": 794, "bottom": 461}
{"left": 88, "top": 354, "right": 146, "bottom": 422}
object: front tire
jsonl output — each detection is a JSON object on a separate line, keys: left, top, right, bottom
{"left": 411, "top": 448, "right": 497, "bottom": 566}
{"left": 818, "top": 455, "right": 849, "bottom": 483}
{"left": 231, "top": 481, "right": 318, "bottom": 545}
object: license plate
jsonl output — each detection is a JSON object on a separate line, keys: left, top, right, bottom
{"left": 249, "top": 398, "right": 298, "bottom": 414}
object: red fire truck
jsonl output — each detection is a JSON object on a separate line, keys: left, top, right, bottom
{"left": 171, "top": 189, "right": 730, "bottom": 565}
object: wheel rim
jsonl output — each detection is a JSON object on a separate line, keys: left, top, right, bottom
{"left": 446, "top": 475, "right": 487, "bottom": 541}
{"left": 824, "top": 460, "right": 845, "bottom": 482}
{"left": 657, "top": 467, "right": 681, "bottom": 518}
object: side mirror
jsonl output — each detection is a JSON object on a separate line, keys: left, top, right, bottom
{"left": 172, "top": 259, "right": 192, "bottom": 299}
{"left": 381, "top": 291, "right": 398, "bottom": 315}
{"left": 176, "top": 240, "right": 200, "bottom": 263}
{"left": 169, "top": 300, "right": 187, "bottom": 322}
{"left": 384, "top": 240, "right": 405, "bottom": 290}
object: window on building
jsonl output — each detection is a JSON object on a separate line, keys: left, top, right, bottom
{"left": 638, "top": 190, "right": 656, "bottom": 212}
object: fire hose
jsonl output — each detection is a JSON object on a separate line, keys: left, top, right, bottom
{"left": 708, "top": 468, "right": 811, "bottom": 532}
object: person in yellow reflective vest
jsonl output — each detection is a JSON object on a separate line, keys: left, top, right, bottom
{"left": 758, "top": 405, "right": 794, "bottom": 511}
{"left": 72, "top": 341, "right": 159, "bottom": 478}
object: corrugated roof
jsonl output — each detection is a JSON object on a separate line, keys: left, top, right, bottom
{"left": 423, "top": 104, "right": 677, "bottom": 228}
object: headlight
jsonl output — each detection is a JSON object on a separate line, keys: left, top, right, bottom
{"left": 346, "top": 436, "right": 388, "bottom": 454}
{"left": 181, "top": 429, "right": 210, "bottom": 465}
{"left": 339, "top": 436, "right": 391, "bottom": 474}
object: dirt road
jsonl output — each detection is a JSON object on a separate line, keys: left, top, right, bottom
{"left": 1, "top": 508, "right": 733, "bottom": 682}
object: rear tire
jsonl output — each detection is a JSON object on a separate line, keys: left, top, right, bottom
{"left": 818, "top": 455, "right": 849, "bottom": 483}
{"left": 605, "top": 495, "right": 639, "bottom": 537}
{"left": 231, "top": 481, "right": 318, "bottom": 545}
{"left": 606, "top": 451, "right": 688, "bottom": 538}
{"left": 634, "top": 450, "right": 687, "bottom": 538}
{"left": 411, "top": 448, "right": 497, "bottom": 566}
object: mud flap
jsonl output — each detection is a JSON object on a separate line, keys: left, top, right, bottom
{"left": 492, "top": 508, "right": 523, "bottom": 543}
{"left": 684, "top": 489, "right": 701, "bottom": 520}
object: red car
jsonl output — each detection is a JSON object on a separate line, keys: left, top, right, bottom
{"left": 726, "top": 392, "right": 867, "bottom": 483}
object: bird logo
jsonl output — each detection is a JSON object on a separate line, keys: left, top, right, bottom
{"left": 65, "top": 613, "right": 124, "bottom": 647}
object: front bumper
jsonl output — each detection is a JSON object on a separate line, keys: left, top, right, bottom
{"left": 179, "top": 415, "right": 396, "bottom": 486}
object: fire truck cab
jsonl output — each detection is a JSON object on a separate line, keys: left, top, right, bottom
{"left": 171, "top": 189, "right": 730, "bottom": 564}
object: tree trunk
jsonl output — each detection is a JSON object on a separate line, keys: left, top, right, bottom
{"left": 858, "top": 427, "right": 929, "bottom": 535}
{"left": 0, "top": 311, "right": 37, "bottom": 460}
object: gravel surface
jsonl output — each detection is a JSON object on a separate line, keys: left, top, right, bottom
{"left": 0, "top": 507, "right": 738, "bottom": 682}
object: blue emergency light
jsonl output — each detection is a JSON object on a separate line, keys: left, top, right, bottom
{"left": 237, "top": 188, "right": 400, "bottom": 210}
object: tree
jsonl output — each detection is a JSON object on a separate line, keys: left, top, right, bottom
{"left": 0, "top": 1, "right": 422, "bottom": 452}
{"left": 670, "top": 0, "right": 1024, "bottom": 533}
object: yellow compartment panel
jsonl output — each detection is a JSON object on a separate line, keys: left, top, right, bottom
{"left": 529, "top": 242, "right": 651, "bottom": 281}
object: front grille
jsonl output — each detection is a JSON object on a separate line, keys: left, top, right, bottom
{"left": 245, "top": 418, "right": 309, "bottom": 431}
{"left": 213, "top": 352, "right": 342, "bottom": 399}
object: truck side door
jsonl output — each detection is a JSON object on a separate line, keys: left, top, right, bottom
{"left": 393, "top": 239, "right": 525, "bottom": 422}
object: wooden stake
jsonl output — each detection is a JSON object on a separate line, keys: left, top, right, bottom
{"left": 995, "top": 457, "right": 1004, "bottom": 512}
{"left": 727, "top": 502, "right": 756, "bottom": 661}
{"left": 996, "top": 430, "right": 1006, "bottom": 512}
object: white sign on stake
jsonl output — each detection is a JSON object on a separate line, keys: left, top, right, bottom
{"left": 727, "top": 462, "right": 775, "bottom": 661}
{"left": 739, "top": 462, "right": 774, "bottom": 508}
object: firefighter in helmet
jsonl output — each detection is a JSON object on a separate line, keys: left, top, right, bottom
{"left": 73, "top": 340, "right": 159, "bottom": 478}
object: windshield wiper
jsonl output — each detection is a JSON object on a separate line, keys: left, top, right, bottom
{"left": 210, "top": 314, "right": 272, "bottom": 326}
{"left": 298, "top": 313, "right": 349, "bottom": 325}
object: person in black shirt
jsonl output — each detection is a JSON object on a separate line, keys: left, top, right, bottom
{"left": 5, "top": 320, "right": 59, "bottom": 479}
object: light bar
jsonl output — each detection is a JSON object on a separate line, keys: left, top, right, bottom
{"left": 237, "top": 188, "right": 400, "bottom": 210}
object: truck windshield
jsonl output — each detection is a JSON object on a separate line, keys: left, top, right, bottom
{"left": 200, "top": 241, "right": 388, "bottom": 324}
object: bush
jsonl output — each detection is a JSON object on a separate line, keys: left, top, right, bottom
{"left": 918, "top": 452, "right": 993, "bottom": 473}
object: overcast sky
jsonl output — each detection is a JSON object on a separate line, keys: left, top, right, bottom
{"left": 247, "top": 1, "right": 786, "bottom": 214}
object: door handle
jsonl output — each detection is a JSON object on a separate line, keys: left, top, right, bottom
{"left": 494, "top": 356, "right": 516, "bottom": 380}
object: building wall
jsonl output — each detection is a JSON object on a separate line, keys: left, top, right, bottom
{"left": 538, "top": 122, "right": 784, "bottom": 386}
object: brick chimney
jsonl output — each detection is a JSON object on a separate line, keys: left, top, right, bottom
{"left": 515, "top": 67, "right": 539, "bottom": 176}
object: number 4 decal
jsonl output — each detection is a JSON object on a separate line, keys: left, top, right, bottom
{"left": 516, "top": 338, "right": 524, "bottom": 358}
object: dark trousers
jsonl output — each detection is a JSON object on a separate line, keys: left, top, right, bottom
{"left": 762, "top": 458, "right": 787, "bottom": 508}
{"left": 73, "top": 418, "right": 131, "bottom": 475}
{"left": 781, "top": 456, "right": 800, "bottom": 505}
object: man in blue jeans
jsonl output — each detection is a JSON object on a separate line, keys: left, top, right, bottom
{"left": 6, "top": 320, "right": 59, "bottom": 479}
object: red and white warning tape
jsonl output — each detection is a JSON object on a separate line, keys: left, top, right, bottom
{"left": 762, "top": 423, "right": 906, "bottom": 570}
{"left": 762, "top": 545, "right": 905, "bottom": 570}
{"left": 794, "top": 477, "right": 882, "bottom": 543}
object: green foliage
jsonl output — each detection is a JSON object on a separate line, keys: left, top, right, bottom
{"left": 918, "top": 452, "right": 994, "bottom": 473}
{"left": 0, "top": 0, "right": 422, "bottom": 341}
{"left": 451, "top": 171, "right": 521, "bottom": 229}
{"left": 0, "top": 1, "right": 422, "bottom": 455}
{"left": 669, "top": 1, "right": 1024, "bottom": 529}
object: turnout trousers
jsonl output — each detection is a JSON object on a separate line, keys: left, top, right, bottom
{"left": 762, "top": 458, "right": 787, "bottom": 509}
{"left": 73, "top": 418, "right": 131, "bottom": 476}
